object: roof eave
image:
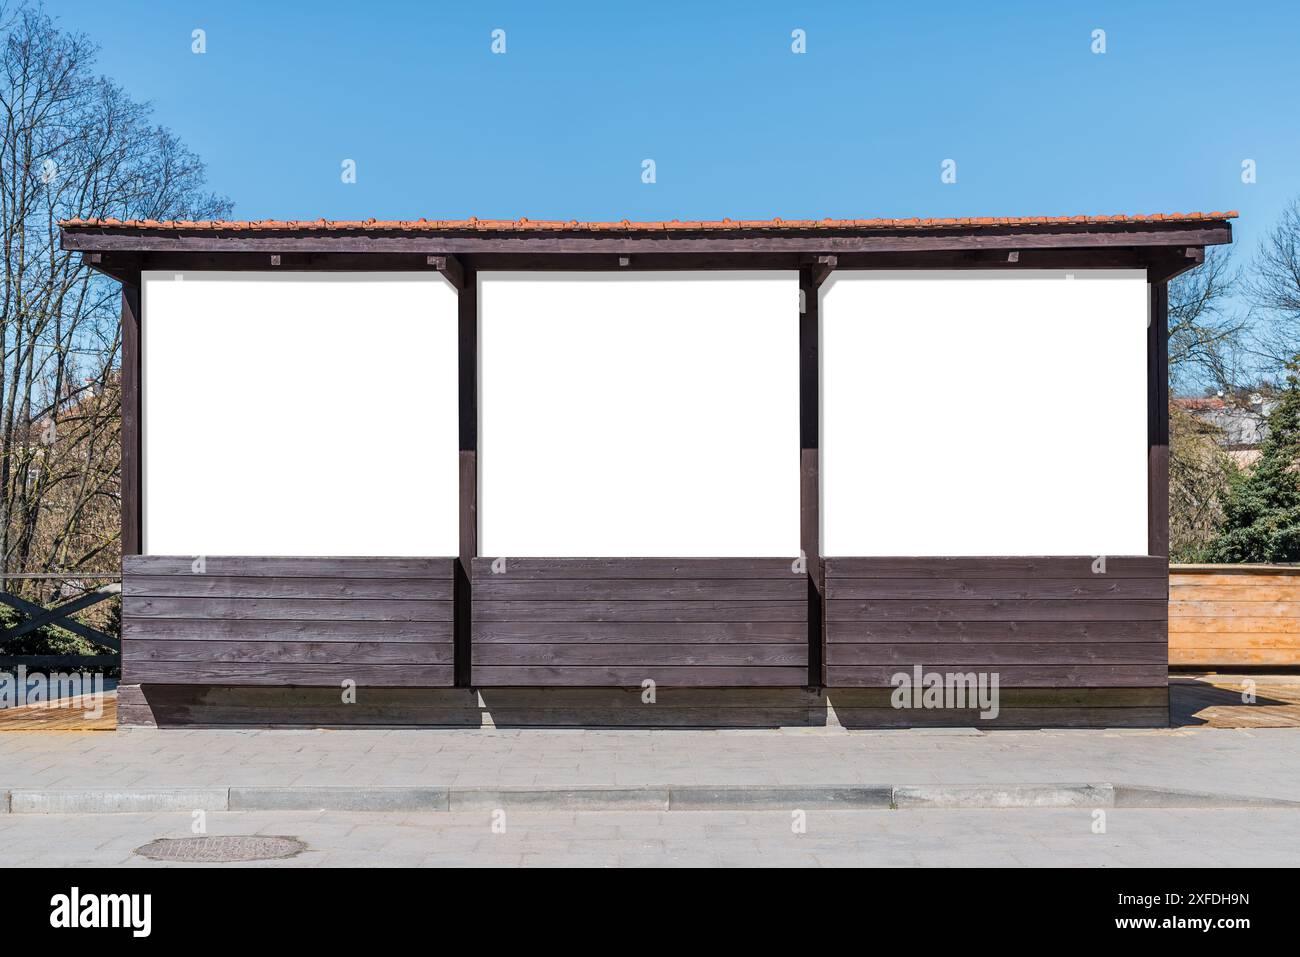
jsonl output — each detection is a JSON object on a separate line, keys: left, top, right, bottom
{"left": 59, "top": 217, "right": 1234, "bottom": 256}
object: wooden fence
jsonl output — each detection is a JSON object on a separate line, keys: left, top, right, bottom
{"left": 1170, "top": 564, "right": 1300, "bottom": 668}
{"left": 0, "top": 572, "right": 120, "bottom": 670}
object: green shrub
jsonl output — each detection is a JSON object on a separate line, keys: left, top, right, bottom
{"left": 1207, "top": 363, "right": 1300, "bottom": 563}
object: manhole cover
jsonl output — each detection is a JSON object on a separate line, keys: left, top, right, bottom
{"left": 134, "top": 835, "right": 306, "bottom": 863}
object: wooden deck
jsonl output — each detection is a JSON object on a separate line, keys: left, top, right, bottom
{"left": 0, "top": 690, "right": 116, "bottom": 730}
{"left": 1170, "top": 673, "right": 1300, "bottom": 728}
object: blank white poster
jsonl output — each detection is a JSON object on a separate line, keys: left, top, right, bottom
{"left": 479, "top": 273, "right": 800, "bottom": 556}
{"left": 821, "top": 270, "right": 1149, "bottom": 556}
{"left": 143, "top": 272, "right": 459, "bottom": 555}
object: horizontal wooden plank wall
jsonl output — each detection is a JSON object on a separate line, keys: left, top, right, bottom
{"left": 122, "top": 556, "right": 456, "bottom": 686}
{"left": 1170, "top": 564, "right": 1300, "bottom": 667}
{"left": 471, "top": 558, "right": 809, "bottom": 686}
{"left": 825, "top": 557, "right": 1169, "bottom": 688}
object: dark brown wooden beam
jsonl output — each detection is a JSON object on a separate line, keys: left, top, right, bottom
{"left": 428, "top": 254, "right": 464, "bottom": 291}
{"left": 455, "top": 270, "right": 477, "bottom": 687}
{"left": 1148, "top": 280, "right": 1170, "bottom": 558}
{"left": 78, "top": 246, "right": 1204, "bottom": 279}
{"left": 1147, "top": 247, "right": 1205, "bottom": 284}
{"left": 799, "top": 266, "right": 823, "bottom": 687}
{"left": 61, "top": 222, "right": 1233, "bottom": 257}
{"left": 120, "top": 276, "right": 143, "bottom": 556}
{"left": 803, "top": 254, "right": 836, "bottom": 288}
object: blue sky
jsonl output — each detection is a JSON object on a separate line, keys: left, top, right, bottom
{"left": 45, "top": 1, "right": 1297, "bottom": 269}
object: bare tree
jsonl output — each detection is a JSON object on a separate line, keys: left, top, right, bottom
{"left": 1247, "top": 199, "right": 1300, "bottom": 377}
{"left": 1168, "top": 245, "right": 1246, "bottom": 394}
{"left": 0, "top": 4, "right": 229, "bottom": 600}
{"left": 1168, "top": 403, "right": 1237, "bottom": 563}
{"left": 1165, "top": 247, "right": 1247, "bottom": 562}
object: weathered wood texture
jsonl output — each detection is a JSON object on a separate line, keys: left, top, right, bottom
{"left": 120, "top": 280, "right": 142, "bottom": 555}
{"left": 456, "top": 268, "right": 477, "bottom": 687}
{"left": 1149, "top": 281, "right": 1170, "bottom": 557}
{"left": 112, "top": 684, "right": 1175, "bottom": 729}
{"left": 471, "top": 558, "right": 809, "bottom": 686}
{"left": 1170, "top": 564, "right": 1300, "bottom": 667}
{"left": 799, "top": 266, "right": 823, "bottom": 686}
{"left": 828, "top": 686, "right": 1168, "bottom": 729}
{"left": 825, "top": 556, "right": 1169, "bottom": 689}
{"left": 62, "top": 220, "right": 1234, "bottom": 257}
{"left": 121, "top": 556, "right": 456, "bottom": 687}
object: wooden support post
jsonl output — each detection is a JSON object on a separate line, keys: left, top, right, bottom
{"left": 455, "top": 269, "right": 478, "bottom": 687}
{"left": 121, "top": 277, "right": 143, "bottom": 556}
{"left": 799, "top": 267, "right": 823, "bottom": 687}
{"left": 1148, "top": 280, "right": 1169, "bottom": 558}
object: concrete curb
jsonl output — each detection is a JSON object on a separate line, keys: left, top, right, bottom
{"left": 449, "top": 788, "right": 670, "bottom": 811}
{"left": 2, "top": 783, "right": 1298, "bottom": 813}
{"left": 668, "top": 786, "right": 892, "bottom": 810}
{"left": 8, "top": 788, "right": 228, "bottom": 814}
{"left": 230, "top": 786, "right": 450, "bottom": 812}
{"left": 892, "top": 783, "right": 1114, "bottom": 809}
{"left": 1112, "top": 784, "right": 1300, "bottom": 809}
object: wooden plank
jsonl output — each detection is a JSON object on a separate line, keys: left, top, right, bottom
{"left": 124, "top": 618, "right": 450, "bottom": 642}
{"left": 824, "top": 599, "right": 1167, "bottom": 622}
{"left": 124, "top": 575, "right": 451, "bottom": 600}
{"left": 1170, "top": 600, "right": 1300, "bottom": 618}
{"left": 0, "top": 655, "right": 118, "bottom": 669}
{"left": 122, "top": 661, "right": 454, "bottom": 686}
{"left": 0, "top": 693, "right": 117, "bottom": 731}
{"left": 1171, "top": 616, "right": 1300, "bottom": 633}
{"left": 114, "top": 684, "right": 479, "bottom": 728}
{"left": 128, "top": 640, "right": 453, "bottom": 664}
{"left": 1171, "top": 565, "right": 1300, "bottom": 576}
{"left": 828, "top": 686, "right": 1168, "bottom": 708}
{"left": 121, "top": 280, "right": 142, "bottom": 555}
{"left": 1169, "top": 583, "right": 1300, "bottom": 601}
{"left": 474, "top": 643, "right": 807, "bottom": 666}
{"left": 123, "top": 556, "right": 454, "bottom": 578}
{"left": 473, "top": 621, "right": 807, "bottom": 642}
{"left": 88, "top": 248, "right": 1224, "bottom": 282}
{"left": 827, "top": 578, "right": 1167, "bottom": 600}
{"left": 470, "top": 557, "right": 799, "bottom": 579}
{"left": 824, "top": 556, "right": 1165, "bottom": 579}
{"left": 1170, "top": 648, "right": 1300, "bottom": 665}
{"left": 833, "top": 707, "right": 1168, "bottom": 729}
{"left": 473, "top": 578, "right": 805, "bottom": 601}
{"left": 475, "top": 687, "right": 821, "bottom": 708}
{"left": 124, "top": 597, "right": 453, "bottom": 621}
{"left": 1171, "top": 574, "right": 1300, "bottom": 588}
{"left": 826, "top": 619, "right": 1167, "bottom": 642}
{"left": 826, "top": 665, "right": 1168, "bottom": 687}
{"left": 62, "top": 222, "right": 1234, "bottom": 256}
{"left": 826, "top": 642, "right": 1168, "bottom": 666}
{"left": 473, "top": 600, "right": 808, "bottom": 622}
{"left": 1169, "top": 632, "right": 1300, "bottom": 649}
{"left": 472, "top": 666, "right": 809, "bottom": 687}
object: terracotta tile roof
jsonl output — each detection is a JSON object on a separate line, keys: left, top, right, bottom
{"left": 59, "top": 211, "right": 1238, "bottom": 232}
{"left": 1173, "top": 397, "right": 1229, "bottom": 411}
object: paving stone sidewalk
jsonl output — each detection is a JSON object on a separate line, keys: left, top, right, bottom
{"left": 2, "top": 726, "right": 1299, "bottom": 802}
{"left": 5, "top": 807, "right": 1298, "bottom": 867}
